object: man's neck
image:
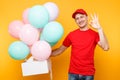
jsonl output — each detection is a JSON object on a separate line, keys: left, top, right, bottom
{"left": 79, "top": 26, "right": 89, "bottom": 31}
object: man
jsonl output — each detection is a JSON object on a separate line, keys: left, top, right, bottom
{"left": 51, "top": 9, "right": 109, "bottom": 80}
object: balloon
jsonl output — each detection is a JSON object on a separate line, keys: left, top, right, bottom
{"left": 22, "top": 8, "right": 30, "bottom": 24}
{"left": 42, "top": 21, "right": 64, "bottom": 43}
{"left": 31, "top": 41, "right": 51, "bottom": 61}
{"left": 40, "top": 33, "right": 57, "bottom": 46}
{"left": 43, "top": 2, "right": 59, "bottom": 21}
{"left": 8, "top": 20, "right": 24, "bottom": 38}
{"left": 49, "top": 41, "right": 57, "bottom": 46}
{"left": 28, "top": 5, "right": 49, "bottom": 28}
{"left": 40, "top": 33, "right": 44, "bottom": 40}
{"left": 8, "top": 41, "right": 30, "bottom": 60}
{"left": 19, "top": 24, "right": 39, "bottom": 45}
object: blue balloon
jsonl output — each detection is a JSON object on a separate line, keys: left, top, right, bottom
{"left": 40, "top": 34, "right": 57, "bottom": 46}
{"left": 8, "top": 41, "right": 30, "bottom": 60}
{"left": 49, "top": 41, "right": 57, "bottom": 46}
{"left": 28, "top": 5, "right": 49, "bottom": 28}
{"left": 42, "top": 21, "right": 64, "bottom": 43}
{"left": 40, "top": 33, "right": 44, "bottom": 40}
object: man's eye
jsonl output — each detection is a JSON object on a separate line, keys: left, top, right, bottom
{"left": 80, "top": 16, "right": 84, "bottom": 18}
{"left": 75, "top": 18, "right": 79, "bottom": 20}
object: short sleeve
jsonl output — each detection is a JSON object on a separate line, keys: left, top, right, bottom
{"left": 62, "top": 33, "right": 71, "bottom": 47}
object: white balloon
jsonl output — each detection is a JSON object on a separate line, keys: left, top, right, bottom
{"left": 44, "top": 2, "right": 59, "bottom": 21}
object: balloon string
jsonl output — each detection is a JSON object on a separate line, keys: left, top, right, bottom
{"left": 48, "top": 58, "right": 53, "bottom": 80}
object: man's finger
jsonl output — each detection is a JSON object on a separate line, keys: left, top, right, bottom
{"left": 90, "top": 14, "right": 94, "bottom": 20}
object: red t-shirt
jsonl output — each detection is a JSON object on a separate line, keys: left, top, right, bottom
{"left": 63, "top": 28, "right": 99, "bottom": 75}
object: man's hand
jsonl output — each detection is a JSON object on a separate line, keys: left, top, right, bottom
{"left": 89, "top": 13, "right": 102, "bottom": 30}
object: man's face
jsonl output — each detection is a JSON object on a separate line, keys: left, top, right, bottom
{"left": 75, "top": 14, "right": 88, "bottom": 28}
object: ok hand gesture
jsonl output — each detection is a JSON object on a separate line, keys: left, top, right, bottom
{"left": 89, "top": 13, "right": 102, "bottom": 30}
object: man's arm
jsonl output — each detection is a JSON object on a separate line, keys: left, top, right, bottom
{"left": 51, "top": 45, "right": 68, "bottom": 57}
{"left": 97, "top": 28, "right": 109, "bottom": 51}
{"left": 90, "top": 14, "right": 109, "bottom": 51}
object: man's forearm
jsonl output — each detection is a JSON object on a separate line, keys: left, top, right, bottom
{"left": 98, "top": 28, "right": 109, "bottom": 50}
{"left": 51, "top": 45, "right": 68, "bottom": 57}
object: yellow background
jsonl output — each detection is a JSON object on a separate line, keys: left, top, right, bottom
{"left": 0, "top": 0, "right": 120, "bottom": 80}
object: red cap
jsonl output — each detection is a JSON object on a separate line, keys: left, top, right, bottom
{"left": 72, "top": 9, "right": 88, "bottom": 19}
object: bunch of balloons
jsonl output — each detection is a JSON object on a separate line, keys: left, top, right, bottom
{"left": 8, "top": 2, "right": 64, "bottom": 61}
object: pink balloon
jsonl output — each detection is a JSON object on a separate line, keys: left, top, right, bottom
{"left": 8, "top": 20, "right": 24, "bottom": 38}
{"left": 31, "top": 40, "right": 51, "bottom": 61}
{"left": 19, "top": 24, "right": 39, "bottom": 45}
{"left": 43, "top": 2, "right": 59, "bottom": 21}
{"left": 22, "top": 8, "right": 30, "bottom": 24}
